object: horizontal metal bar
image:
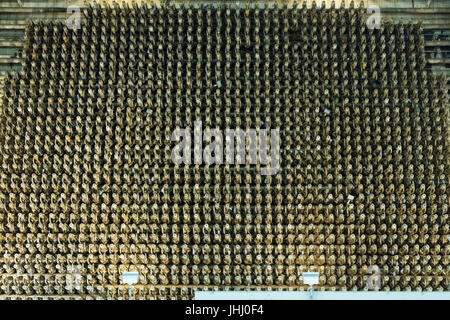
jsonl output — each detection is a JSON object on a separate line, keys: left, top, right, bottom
{"left": 0, "top": 57, "right": 22, "bottom": 64}
{"left": 427, "top": 58, "right": 450, "bottom": 64}
{"left": 425, "top": 40, "right": 450, "bottom": 46}
{"left": 0, "top": 8, "right": 69, "bottom": 13}
{"left": 0, "top": 23, "right": 27, "bottom": 29}
{"left": 0, "top": 41, "right": 24, "bottom": 47}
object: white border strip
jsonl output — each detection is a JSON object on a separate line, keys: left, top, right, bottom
{"left": 195, "top": 291, "right": 450, "bottom": 300}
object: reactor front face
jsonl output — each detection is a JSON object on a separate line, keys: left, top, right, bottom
{"left": 0, "top": 3, "right": 448, "bottom": 299}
